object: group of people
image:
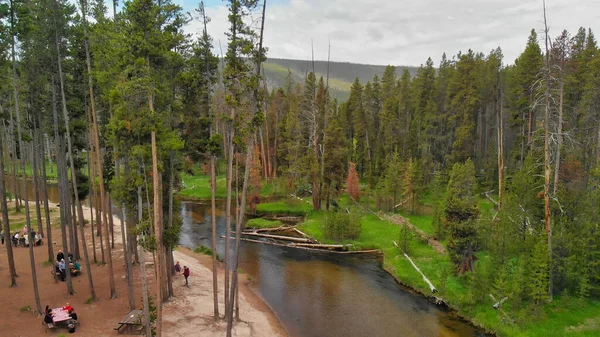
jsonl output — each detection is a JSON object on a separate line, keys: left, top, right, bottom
{"left": 43, "top": 303, "right": 78, "bottom": 332}
{"left": 0, "top": 226, "right": 43, "bottom": 247}
{"left": 174, "top": 261, "right": 191, "bottom": 287}
{"left": 54, "top": 250, "right": 81, "bottom": 282}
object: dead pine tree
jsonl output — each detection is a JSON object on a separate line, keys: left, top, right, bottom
{"left": 227, "top": 0, "right": 267, "bottom": 333}
{"left": 542, "top": 0, "right": 553, "bottom": 301}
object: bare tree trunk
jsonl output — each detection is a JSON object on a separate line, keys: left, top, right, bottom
{"left": 139, "top": 245, "right": 152, "bottom": 337}
{"left": 38, "top": 114, "right": 54, "bottom": 263}
{"left": 8, "top": 101, "right": 20, "bottom": 212}
{"left": 108, "top": 193, "right": 115, "bottom": 249}
{"left": 553, "top": 82, "right": 564, "bottom": 195}
{"left": 32, "top": 127, "right": 44, "bottom": 237}
{"left": 166, "top": 151, "right": 175, "bottom": 299}
{"left": 124, "top": 205, "right": 135, "bottom": 310}
{"left": 72, "top": 194, "right": 81, "bottom": 260}
{"left": 91, "top": 126, "right": 105, "bottom": 264}
{"left": 259, "top": 127, "right": 267, "bottom": 180}
{"left": 53, "top": 82, "right": 75, "bottom": 296}
{"left": 210, "top": 153, "right": 220, "bottom": 320}
{"left": 224, "top": 118, "right": 234, "bottom": 319}
{"left": 542, "top": 1, "right": 553, "bottom": 301}
{"left": 87, "top": 149, "right": 97, "bottom": 263}
{"left": 497, "top": 80, "right": 504, "bottom": 208}
{"left": 228, "top": 138, "right": 254, "bottom": 334}
{"left": 151, "top": 132, "right": 163, "bottom": 337}
{"left": 0, "top": 105, "right": 18, "bottom": 286}
{"left": 56, "top": 27, "right": 86, "bottom": 263}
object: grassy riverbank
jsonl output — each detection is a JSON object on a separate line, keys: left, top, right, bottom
{"left": 254, "top": 196, "right": 600, "bottom": 337}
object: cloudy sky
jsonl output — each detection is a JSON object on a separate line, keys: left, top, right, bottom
{"left": 176, "top": 0, "right": 599, "bottom": 67}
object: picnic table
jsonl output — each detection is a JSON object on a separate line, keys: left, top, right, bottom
{"left": 52, "top": 307, "right": 71, "bottom": 325}
{"left": 114, "top": 310, "right": 145, "bottom": 334}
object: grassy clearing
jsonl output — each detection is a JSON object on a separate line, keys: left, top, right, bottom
{"left": 245, "top": 218, "right": 283, "bottom": 229}
{"left": 179, "top": 173, "right": 228, "bottom": 199}
{"left": 179, "top": 172, "right": 287, "bottom": 200}
{"left": 255, "top": 200, "right": 313, "bottom": 216}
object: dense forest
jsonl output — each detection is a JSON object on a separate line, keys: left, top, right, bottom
{"left": 0, "top": 0, "right": 599, "bottom": 336}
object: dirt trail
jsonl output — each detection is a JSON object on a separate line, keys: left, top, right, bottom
{"left": 379, "top": 213, "right": 446, "bottom": 255}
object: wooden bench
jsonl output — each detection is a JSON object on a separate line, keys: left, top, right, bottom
{"left": 42, "top": 321, "right": 56, "bottom": 333}
{"left": 135, "top": 325, "right": 145, "bottom": 334}
{"left": 114, "top": 323, "right": 125, "bottom": 333}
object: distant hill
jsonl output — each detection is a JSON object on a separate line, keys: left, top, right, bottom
{"left": 262, "top": 58, "right": 419, "bottom": 101}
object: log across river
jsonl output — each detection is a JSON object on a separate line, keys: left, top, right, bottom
{"left": 9, "top": 180, "right": 488, "bottom": 337}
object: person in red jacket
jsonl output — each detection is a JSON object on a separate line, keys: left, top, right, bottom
{"left": 183, "top": 266, "right": 190, "bottom": 287}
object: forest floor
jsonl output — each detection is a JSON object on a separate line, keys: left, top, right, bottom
{"left": 0, "top": 200, "right": 286, "bottom": 337}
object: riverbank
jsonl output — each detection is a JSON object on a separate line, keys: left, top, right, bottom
{"left": 245, "top": 197, "right": 600, "bottom": 337}
{"left": 165, "top": 247, "right": 287, "bottom": 337}
{"left": 0, "top": 199, "right": 287, "bottom": 337}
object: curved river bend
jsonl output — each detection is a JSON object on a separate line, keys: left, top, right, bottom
{"left": 9, "top": 180, "right": 487, "bottom": 337}
{"left": 179, "top": 201, "right": 488, "bottom": 337}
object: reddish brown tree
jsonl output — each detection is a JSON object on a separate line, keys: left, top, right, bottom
{"left": 346, "top": 162, "right": 360, "bottom": 201}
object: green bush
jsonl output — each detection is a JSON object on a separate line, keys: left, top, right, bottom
{"left": 194, "top": 245, "right": 213, "bottom": 256}
{"left": 194, "top": 245, "right": 223, "bottom": 262}
{"left": 322, "top": 209, "right": 361, "bottom": 241}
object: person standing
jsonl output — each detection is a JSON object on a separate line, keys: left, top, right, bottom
{"left": 57, "top": 250, "right": 64, "bottom": 262}
{"left": 58, "top": 259, "right": 66, "bottom": 282}
{"left": 183, "top": 266, "right": 190, "bottom": 287}
{"left": 1, "top": 229, "right": 4, "bottom": 245}
{"left": 174, "top": 261, "right": 181, "bottom": 274}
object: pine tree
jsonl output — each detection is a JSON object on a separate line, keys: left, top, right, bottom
{"left": 445, "top": 159, "right": 479, "bottom": 273}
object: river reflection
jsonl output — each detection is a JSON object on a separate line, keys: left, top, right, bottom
{"left": 179, "top": 201, "right": 488, "bottom": 337}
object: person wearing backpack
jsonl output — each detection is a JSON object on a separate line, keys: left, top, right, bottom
{"left": 183, "top": 266, "right": 190, "bottom": 287}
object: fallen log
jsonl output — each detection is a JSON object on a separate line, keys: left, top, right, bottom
{"left": 247, "top": 226, "right": 294, "bottom": 233}
{"left": 393, "top": 240, "right": 437, "bottom": 293}
{"left": 290, "top": 194, "right": 312, "bottom": 205}
{"left": 290, "top": 243, "right": 347, "bottom": 249}
{"left": 242, "top": 232, "right": 313, "bottom": 243}
{"left": 489, "top": 294, "right": 513, "bottom": 324}
{"left": 221, "top": 236, "right": 375, "bottom": 254}
{"left": 264, "top": 216, "right": 304, "bottom": 223}
{"left": 292, "top": 228, "right": 311, "bottom": 239}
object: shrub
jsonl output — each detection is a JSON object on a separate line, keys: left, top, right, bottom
{"left": 194, "top": 245, "right": 213, "bottom": 256}
{"left": 323, "top": 208, "right": 361, "bottom": 241}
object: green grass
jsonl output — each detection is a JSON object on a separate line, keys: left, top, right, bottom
{"left": 245, "top": 218, "right": 283, "bottom": 229}
{"left": 400, "top": 212, "right": 435, "bottom": 236}
{"left": 255, "top": 200, "right": 313, "bottom": 216}
{"left": 179, "top": 173, "right": 228, "bottom": 199}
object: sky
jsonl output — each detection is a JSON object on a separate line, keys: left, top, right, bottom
{"left": 161, "top": 0, "right": 599, "bottom": 66}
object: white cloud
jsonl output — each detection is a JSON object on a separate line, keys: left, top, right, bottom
{"left": 184, "top": 0, "right": 600, "bottom": 67}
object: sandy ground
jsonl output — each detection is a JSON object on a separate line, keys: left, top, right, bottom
{"left": 0, "top": 200, "right": 287, "bottom": 337}
{"left": 163, "top": 247, "right": 287, "bottom": 337}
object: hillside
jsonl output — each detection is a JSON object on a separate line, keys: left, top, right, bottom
{"left": 263, "top": 58, "right": 418, "bottom": 101}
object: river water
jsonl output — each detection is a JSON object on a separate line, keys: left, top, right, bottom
{"left": 8, "top": 180, "right": 487, "bottom": 337}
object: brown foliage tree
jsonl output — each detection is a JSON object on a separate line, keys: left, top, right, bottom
{"left": 346, "top": 162, "right": 360, "bottom": 201}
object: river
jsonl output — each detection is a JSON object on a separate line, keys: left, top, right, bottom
{"left": 179, "top": 201, "right": 488, "bottom": 337}
{"left": 7, "top": 180, "right": 487, "bottom": 337}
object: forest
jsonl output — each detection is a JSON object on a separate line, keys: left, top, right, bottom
{"left": 0, "top": 0, "right": 599, "bottom": 336}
